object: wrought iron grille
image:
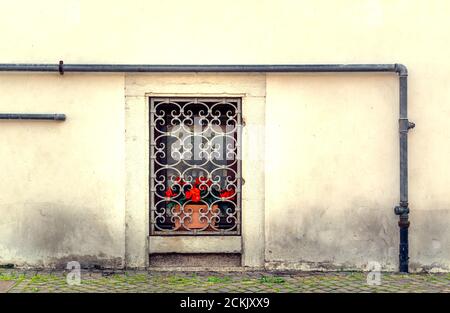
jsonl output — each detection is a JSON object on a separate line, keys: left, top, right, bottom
{"left": 150, "top": 97, "right": 242, "bottom": 235}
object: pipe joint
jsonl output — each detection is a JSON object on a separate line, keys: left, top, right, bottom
{"left": 395, "top": 63, "right": 408, "bottom": 77}
{"left": 399, "top": 118, "right": 415, "bottom": 133}
{"left": 394, "top": 205, "right": 409, "bottom": 215}
{"left": 398, "top": 217, "right": 410, "bottom": 228}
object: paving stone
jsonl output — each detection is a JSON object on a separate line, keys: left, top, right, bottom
{"left": 2, "top": 270, "right": 449, "bottom": 293}
{"left": 0, "top": 281, "right": 16, "bottom": 293}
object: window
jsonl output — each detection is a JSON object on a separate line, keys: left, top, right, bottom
{"left": 150, "top": 98, "right": 242, "bottom": 235}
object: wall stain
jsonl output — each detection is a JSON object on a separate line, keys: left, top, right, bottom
{"left": 0, "top": 202, "right": 124, "bottom": 268}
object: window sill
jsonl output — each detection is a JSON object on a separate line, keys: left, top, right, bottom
{"left": 149, "top": 236, "right": 242, "bottom": 254}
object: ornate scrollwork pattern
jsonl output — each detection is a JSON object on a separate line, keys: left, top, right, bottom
{"left": 150, "top": 98, "right": 242, "bottom": 235}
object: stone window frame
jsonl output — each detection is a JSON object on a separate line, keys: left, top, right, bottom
{"left": 125, "top": 73, "right": 265, "bottom": 268}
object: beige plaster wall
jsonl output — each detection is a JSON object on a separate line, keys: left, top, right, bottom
{"left": 265, "top": 74, "right": 400, "bottom": 270}
{"left": 0, "top": 0, "right": 449, "bottom": 271}
{"left": 0, "top": 74, "right": 126, "bottom": 267}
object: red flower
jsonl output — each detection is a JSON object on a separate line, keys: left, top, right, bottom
{"left": 165, "top": 187, "right": 176, "bottom": 199}
{"left": 186, "top": 187, "right": 201, "bottom": 202}
{"left": 195, "top": 176, "right": 212, "bottom": 191}
{"left": 220, "top": 189, "right": 235, "bottom": 200}
{"left": 174, "top": 176, "right": 186, "bottom": 186}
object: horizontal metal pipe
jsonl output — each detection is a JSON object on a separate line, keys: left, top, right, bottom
{"left": 0, "top": 63, "right": 400, "bottom": 73}
{"left": 62, "top": 64, "right": 398, "bottom": 73}
{"left": 0, "top": 61, "right": 412, "bottom": 273}
{"left": 0, "top": 64, "right": 59, "bottom": 72}
{"left": 0, "top": 113, "right": 66, "bottom": 121}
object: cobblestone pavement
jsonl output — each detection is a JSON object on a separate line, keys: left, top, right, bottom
{"left": 0, "top": 269, "right": 449, "bottom": 293}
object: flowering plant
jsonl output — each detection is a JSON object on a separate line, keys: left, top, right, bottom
{"left": 165, "top": 176, "right": 235, "bottom": 207}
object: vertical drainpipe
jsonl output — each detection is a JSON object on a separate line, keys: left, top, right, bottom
{"left": 394, "top": 64, "right": 414, "bottom": 273}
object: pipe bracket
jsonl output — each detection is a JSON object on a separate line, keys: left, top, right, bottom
{"left": 399, "top": 118, "right": 415, "bottom": 133}
{"left": 59, "top": 60, "right": 64, "bottom": 75}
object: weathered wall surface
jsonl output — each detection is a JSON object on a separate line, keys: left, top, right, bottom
{"left": 261, "top": 1, "right": 450, "bottom": 272}
{"left": 0, "top": 74, "right": 126, "bottom": 267}
{"left": 265, "top": 74, "right": 400, "bottom": 270}
{"left": 0, "top": 0, "right": 449, "bottom": 271}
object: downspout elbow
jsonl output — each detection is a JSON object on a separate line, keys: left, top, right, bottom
{"left": 395, "top": 63, "right": 408, "bottom": 77}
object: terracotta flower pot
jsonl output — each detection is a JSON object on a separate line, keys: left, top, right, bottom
{"left": 174, "top": 204, "right": 219, "bottom": 230}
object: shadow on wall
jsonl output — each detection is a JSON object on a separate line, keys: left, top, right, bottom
{"left": 266, "top": 203, "right": 399, "bottom": 271}
{"left": 0, "top": 202, "right": 124, "bottom": 269}
{"left": 266, "top": 202, "right": 450, "bottom": 272}
{"left": 409, "top": 208, "right": 450, "bottom": 272}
